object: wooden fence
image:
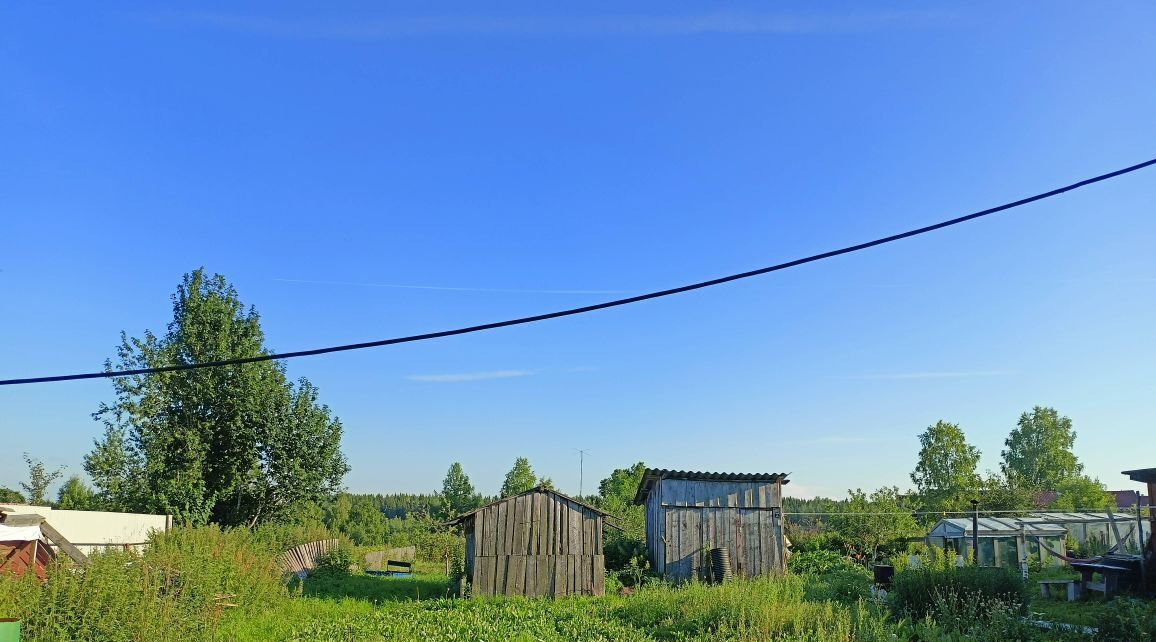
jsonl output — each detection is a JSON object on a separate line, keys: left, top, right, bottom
{"left": 275, "top": 539, "right": 340, "bottom": 575}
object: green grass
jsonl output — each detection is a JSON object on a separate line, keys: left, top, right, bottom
{"left": 300, "top": 570, "right": 453, "bottom": 602}
{"left": 1030, "top": 596, "right": 1114, "bottom": 627}
{"left": 221, "top": 575, "right": 896, "bottom": 642}
{"left": 7, "top": 526, "right": 1148, "bottom": 642}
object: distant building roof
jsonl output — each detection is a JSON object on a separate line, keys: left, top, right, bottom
{"left": 1032, "top": 490, "right": 1149, "bottom": 510}
{"left": 633, "top": 469, "right": 790, "bottom": 505}
{"left": 1110, "top": 490, "right": 1149, "bottom": 509}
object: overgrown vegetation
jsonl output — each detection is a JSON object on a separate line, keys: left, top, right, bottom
{"left": 4, "top": 525, "right": 1154, "bottom": 642}
{"left": 0, "top": 526, "right": 290, "bottom": 641}
{"left": 890, "top": 566, "right": 1029, "bottom": 620}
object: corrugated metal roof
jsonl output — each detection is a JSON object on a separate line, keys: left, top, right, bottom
{"left": 633, "top": 468, "right": 790, "bottom": 505}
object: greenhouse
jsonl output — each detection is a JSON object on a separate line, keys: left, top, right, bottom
{"left": 925, "top": 512, "right": 1145, "bottom": 567}
{"left": 1019, "top": 512, "right": 1143, "bottom": 552}
{"left": 926, "top": 517, "right": 1068, "bottom": 568}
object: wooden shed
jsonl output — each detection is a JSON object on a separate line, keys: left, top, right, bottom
{"left": 634, "top": 469, "right": 789, "bottom": 581}
{"left": 448, "top": 486, "right": 613, "bottom": 598}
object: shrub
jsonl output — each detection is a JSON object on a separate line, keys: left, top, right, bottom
{"left": 802, "top": 567, "right": 872, "bottom": 603}
{"left": 914, "top": 590, "right": 1087, "bottom": 642}
{"left": 604, "top": 535, "right": 647, "bottom": 572}
{"left": 788, "top": 549, "right": 856, "bottom": 575}
{"left": 889, "top": 565, "right": 1028, "bottom": 620}
{"left": 888, "top": 543, "right": 959, "bottom": 574}
{"left": 789, "top": 530, "right": 847, "bottom": 554}
{"left": 1095, "top": 597, "right": 1156, "bottom": 642}
{"left": 315, "top": 545, "right": 355, "bottom": 576}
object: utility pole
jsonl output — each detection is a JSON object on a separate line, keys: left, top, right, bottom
{"left": 575, "top": 449, "right": 590, "bottom": 498}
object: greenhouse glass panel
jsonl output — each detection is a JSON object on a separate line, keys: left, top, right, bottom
{"left": 979, "top": 539, "right": 996, "bottom": 566}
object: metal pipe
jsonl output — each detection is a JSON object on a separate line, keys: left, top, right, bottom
{"left": 971, "top": 499, "right": 980, "bottom": 566}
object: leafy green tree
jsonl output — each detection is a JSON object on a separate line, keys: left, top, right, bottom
{"left": 977, "top": 474, "right": 1035, "bottom": 515}
{"left": 21, "top": 454, "right": 63, "bottom": 506}
{"left": 440, "top": 463, "right": 480, "bottom": 518}
{"left": 911, "top": 421, "right": 981, "bottom": 516}
{"left": 1048, "top": 475, "right": 1113, "bottom": 511}
{"left": 536, "top": 476, "right": 555, "bottom": 490}
{"left": 1000, "top": 406, "right": 1081, "bottom": 490}
{"left": 500, "top": 457, "right": 537, "bottom": 497}
{"left": 56, "top": 476, "right": 96, "bottom": 510}
{"left": 281, "top": 500, "right": 327, "bottom": 528}
{"left": 0, "top": 488, "right": 25, "bottom": 504}
{"left": 86, "top": 269, "right": 348, "bottom": 526}
{"left": 593, "top": 462, "right": 647, "bottom": 571}
{"left": 247, "top": 378, "right": 348, "bottom": 526}
{"left": 830, "top": 486, "right": 922, "bottom": 565}
{"left": 83, "top": 425, "right": 140, "bottom": 511}
{"left": 343, "top": 496, "right": 389, "bottom": 545}
{"left": 324, "top": 493, "right": 355, "bottom": 532}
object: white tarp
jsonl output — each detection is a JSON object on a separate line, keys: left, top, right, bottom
{"left": 0, "top": 523, "right": 42, "bottom": 542}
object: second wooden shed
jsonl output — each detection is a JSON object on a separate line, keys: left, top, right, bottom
{"left": 448, "top": 486, "right": 614, "bottom": 598}
{"left": 634, "top": 469, "right": 789, "bottom": 582}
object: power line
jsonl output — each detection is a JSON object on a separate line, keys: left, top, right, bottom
{"left": 3, "top": 157, "right": 1154, "bottom": 387}
{"left": 784, "top": 508, "right": 1141, "bottom": 517}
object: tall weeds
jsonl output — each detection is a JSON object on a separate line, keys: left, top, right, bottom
{"left": 0, "top": 526, "right": 293, "bottom": 642}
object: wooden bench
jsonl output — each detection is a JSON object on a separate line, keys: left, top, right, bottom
{"left": 366, "top": 560, "right": 414, "bottom": 577}
{"left": 1038, "top": 579, "right": 1080, "bottom": 601}
{"left": 1070, "top": 561, "right": 1132, "bottom": 598}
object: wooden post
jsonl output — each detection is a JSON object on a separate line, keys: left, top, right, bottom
{"left": 1148, "top": 482, "right": 1156, "bottom": 556}
{"left": 1138, "top": 490, "right": 1148, "bottom": 589}
{"left": 1107, "top": 507, "right": 1124, "bottom": 551}
{"left": 39, "top": 522, "right": 89, "bottom": 566}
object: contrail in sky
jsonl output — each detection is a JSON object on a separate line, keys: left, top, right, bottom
{"left": 273, "top": 278, "right": 628, "bottom": 295}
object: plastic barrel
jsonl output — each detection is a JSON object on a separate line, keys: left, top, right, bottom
{"left": 0, "top": 619, "right": 19, "bottom": 642}
{"left": 710, "top": 547, "right": 733, "bottom": 583}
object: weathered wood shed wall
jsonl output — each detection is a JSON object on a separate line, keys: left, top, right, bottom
{"left": 634, "top": 469, "right": 789, "bottom": 581}
{"left": 450, "top": 486, "right": 610, "bottom": 598}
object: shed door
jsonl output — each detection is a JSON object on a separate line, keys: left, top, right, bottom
{"left": 707, "top": 508, "right": 782, "bottom": 578}
{"left": 663, "top": 507, "right": 705, "bottom": 581}
{"left": 731, "top": 508, "right": 781, "bottom": 577}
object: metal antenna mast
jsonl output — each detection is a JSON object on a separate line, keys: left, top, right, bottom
{"left": 575, "top": 448, "right": 590, "bottom": 497}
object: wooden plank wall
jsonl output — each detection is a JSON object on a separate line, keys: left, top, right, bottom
{"left": 650, "top": 479, "right": 784, "bottom": 581}
{"left": 365, "top": 546, "right": 418, "bottom": 571}
{"left": 467, "top": 490, "right": 605, "bottom": 597}
{"left": 645, "top": 485, "right": 664, "bottom": 575}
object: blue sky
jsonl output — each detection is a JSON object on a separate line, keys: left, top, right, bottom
{"left": 2, "top": 2, "right": 1155, "bottom": 500}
